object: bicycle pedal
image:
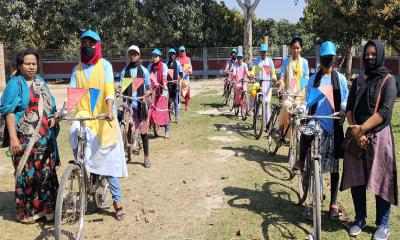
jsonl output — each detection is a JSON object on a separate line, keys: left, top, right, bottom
{"left": 100, "top": 203, "right": 110, "bottom": 209}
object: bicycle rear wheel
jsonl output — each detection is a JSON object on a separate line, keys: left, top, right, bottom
{"left": 253, "top": 96, "right": 264, "bottom": 139}
{"left": 55, "top": 163, "right": 86, "bottom": 240}
{"left": 240, "top": 92, "right": 248, "bottom": 121}
{"left": 94, "top": 176, "right": 111, "bottom": 210}
{"left": 288, "top": 124, "right": 300, "bottom": 170}
{"left": 267, "top": 105, "right": 282, "bottom": 155}
{"left": 312, "top": 159, "right": 322, "bottom": 240}
{"left": 131, "top": 133, "right": 142, "bottom": 155}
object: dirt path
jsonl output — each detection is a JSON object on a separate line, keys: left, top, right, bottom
{"left": 0, "top": 79, "right": 232, "bottom": 240}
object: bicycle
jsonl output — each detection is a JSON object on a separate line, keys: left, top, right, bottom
{"left": 167, "top": 79, "right": 179, "bottom": 121}
{"left": 117, "top": 94, "right": 144, "bottom": 163}
{"left": 252, "top": 79, "right": 274, "bottom": 140}
{"left": 294, "top": 113, "right": 341, "bottom": 240}
{"left": 54, "top": 113, "right": 112, "bottom": 240}
{"left": 266, "top": 91, "right": 304, "bottom": 157}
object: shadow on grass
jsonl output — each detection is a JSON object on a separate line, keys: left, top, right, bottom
{"left": 222, "top": 145, "right": 293, "bottom": 181}
{"left": 214, "top": 122, "right": 256, "bottom": 140}
{"left": 201, "top": 102, "right": 226, "bottom": 109}
{"left": 224, "top": 182, "right": 347, "bottom": 240}
{"left": 0, "top": 191, "right": 55, "bottom": 239}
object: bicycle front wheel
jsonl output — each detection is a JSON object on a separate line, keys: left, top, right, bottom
{"left": 228, "top": 88, "right": 234, "bottom": 112}
{"left": 55, "top": 163, "right": 86, "bottom": 240}
{"left": 267, "top": 106, "right": 281, "bottom": 155}
{"left": 240, "top": 92, "right": 248, "bottom": 121}
{"left": 297, "top": 148, "right": 311, "bottom": 205}
{"left": 253, "top": 96, "right": 264, "bottom": 139}
{"left": 312, "top": 159, "right": 322, "bottom": 240}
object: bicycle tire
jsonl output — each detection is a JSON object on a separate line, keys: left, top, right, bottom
{"left": 228, "top": 88, "right": 234, "bottom": 112}
{"left": 297, "top": 148, "right": 311, "bottom": 205}
{"left": 267, "top": 107, "right": 281, "bottom": 155}
{"left": 240, "top": 92, "right": 248, "bottom": 121}
{"left": 120, "top": 124, "right": 127, "bottom": 150}
{"left": 94, "top": 176, "right": 111, "bottom": 210}
{"left": 55, "top": 163, "right": 86, "bottom": 240}
{"left": 224, "top": 83, "right": 231, "bottom": 105}
{"left": 288, "top": 124, "right": 299, "bottom": 169}
{"left": 169, "top": 99, "right": 175, "bottom": 121}
{"left": 253, "top": 96, "right": 264, "bottom": 140}
{"left": 313, "top": 159, "right": 322, "bottom": 240}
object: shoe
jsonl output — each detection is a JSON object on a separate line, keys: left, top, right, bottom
{"left": 373, "top": 226, "right": 390, "bottom": 240}
{"left": 349, "top": 219, "right": 366, "bottom": 237}
{"left": 329, "top": 203, "right": 339, "bottom": 219}
{"left": 144, "top": 160, "right": 151, "bottom": 168}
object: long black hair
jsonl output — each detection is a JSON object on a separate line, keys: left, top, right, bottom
{"left": 15, "top": 49, "right": 40, "bottom": 76}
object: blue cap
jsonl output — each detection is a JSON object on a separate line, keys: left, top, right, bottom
{"left": 152, "top": 49, "right": 162, "bottom": 56}
{"left": 80, "top": 29, "right": 101, "bottom": 41}
{"left": 320, "top": 41, "right": 336, "bottom": 56}
{"left": 237, "top": 52, "right": 243, "bottom": 58}
{"left": 179, "top": 46, "right": 186, "bottom": 51}
{"left": 259, "top": 44, "right": 268, "bottom": 52}
{"left": 168, "top": 48, "right": 176, "bottom": 54}
{"left": 231, "top": 48, "right": 237, "bottom": 54}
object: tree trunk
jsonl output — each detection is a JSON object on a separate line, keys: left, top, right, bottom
{"left": 345, "top": 45, "right": 353, "bottom": 81}
{"left": 243, "top": 13, "right": 252, "bottom": 64}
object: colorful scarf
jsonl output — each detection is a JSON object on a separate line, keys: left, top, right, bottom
{"left": 286, "top": 55, "right": 303, "bottom": 94}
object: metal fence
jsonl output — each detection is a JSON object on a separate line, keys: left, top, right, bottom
{"left": 5, "top": 45, "right": 399, "bottom": 63}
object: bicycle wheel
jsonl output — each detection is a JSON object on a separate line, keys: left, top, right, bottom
{"left": 169, "top": 99, "right": 175, "bottom": 121}
{"left": 55, "top": 163, "right": 86, "bottom": 240}
{"left": 240, "top": 92, "right": 248, "bottom": 121}
{"left": 267, "top": 106, "right": 282, "bottom": 155}
{"left": 297, "top": 148, "right": 311, "bottom": 205}
{"left": 228, "top": 88, "right": 234, "bottom": 112}
{"left": 312, "top": 159, "right": 322, "bottom": 240}
{"left": 120, "top": 123, "right": 127, "bottom": 150}
{"left": 94, "top": 176, "right": 111, "bottom": 210}
{"left": 224, "top": 83, "right": 231, "bottom": 105}
{"left": 131, "top": 133, "right": 142, "bottom": 155}
{"left": 253, "top": 96, "right": 264, "bottom": 139}
{"left": 288, "top": 124, "right": 300, "bottom": 170}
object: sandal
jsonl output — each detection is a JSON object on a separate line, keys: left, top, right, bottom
{"left": 115, "top": 207, "right": 125, "bottom": 221}
{"left": 329, "top": 204, "right": 340, "bottom": 219}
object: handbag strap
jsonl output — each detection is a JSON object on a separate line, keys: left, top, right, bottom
{"left": 373, "top": 74, "right": 391, "bottom": 114}
{"left": 14, "top": 81, "right": 45, "bottom": 182}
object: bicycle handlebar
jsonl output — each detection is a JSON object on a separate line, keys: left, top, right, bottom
{"left": 300, "top": 112, "right": 341, "bottom": 120}
{"left": 57, "top": 113, "right": 110, "bottom": 121}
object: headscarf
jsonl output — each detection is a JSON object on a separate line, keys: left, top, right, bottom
{"left": 363, "top": 40, "right": 391, "bottom": 80}
{"left": 80, "top": 41, "right": 102, "bottom": 65}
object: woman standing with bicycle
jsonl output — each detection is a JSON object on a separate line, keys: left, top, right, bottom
{"left": 147, "top": 49, "right": 171, "bottom": 139}
{"left": 232, "top": 52, "right": 249, "bottom": 109}
{"left": 1, "top": 49, "right": 59, "bottom": 223}
{"left": 252, "top": 43, "right": 277, "bottom": 123}
{"left": 165, "top": 48, "right": 183, "bottom": 123}
{"left": 177, "top": 46, "right": 193, "bottom": 111}
{"left": 294, "top": 41, "right": 348, "bottom": 219}
{"left": 69, "top": 30, "right": 128, "bottom": 221}
{"left": 341, "top": 40, "right": 398, "bottom": 240}
{"left": 277, "top": 37, "right": 310, "bottom": 141}
{"left": 119, "top": 45, "right": 152, "bottom": 168}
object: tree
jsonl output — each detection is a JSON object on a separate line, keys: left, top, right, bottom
{"left": 302, "top": 0, "right": 400, "bottom": 79}
{"left": 235, "top": 0, "right": 261, "bottom": 61}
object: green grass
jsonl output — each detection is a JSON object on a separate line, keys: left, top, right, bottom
{"left": 187, "top": 92, "right": 400, "bottom": 240}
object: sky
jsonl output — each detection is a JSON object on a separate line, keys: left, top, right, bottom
{"left": 220, "top": 0, "right": 306, "bottom": 23}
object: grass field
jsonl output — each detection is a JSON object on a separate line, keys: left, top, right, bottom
{"left": 0, "top": 80, "right": 398, "bottom": 239}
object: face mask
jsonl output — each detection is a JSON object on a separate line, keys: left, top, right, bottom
{"left": 82, "top": 46, "right": 95, "bottom": 59}
{"left": 364, "top": 58, "right": 376, "bottom": 71}
{"left": 320, "top": 56, "right": 334, "bottom": 68}
{"left": 152, "top": 56, "right": 160, "bottom": 63}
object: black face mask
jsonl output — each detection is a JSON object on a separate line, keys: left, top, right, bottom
{"left": 82, "top": 46, "right": 95, "bottom": 59}
{"left": 320, "top": 56, "right": 334, "bottom": 68}
{"left": 364, "top": 58, "right": 376, "bottom": 71}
